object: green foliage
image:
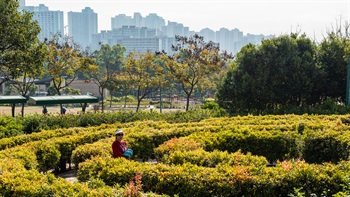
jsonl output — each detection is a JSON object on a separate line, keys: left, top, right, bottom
{"left": 0, "top": 115, "right": 24, "bottom": 138}
{"left": 89, "top": 44, "right": 126, "bottom": 111}
{"left": 0, "top": 0, "right": 45, "bottom": 88}
{"left": 0, "top": 109, "right": 226, "bottom": 140}
{"left": 44, "top": 34, "right": 92, "bottom": 96}
{"left": 71, "top": 138, "right": 113, "bottom": 170}
{"left": 303, "top": 130, "right": 350, "bottom": 163}
{"left": 0, "top": 147, "right": 38, "bottom": 170}
{"left": 164, "top": 34, "right": 233, "bottom": 111}
{"left": 318, "top": 33, "right": 349, "bottom": 102}
{"left": 4, "top": 114, "right": 350, "bottom": 195}
{"left": 154, "top": 137, "right": 204, "bottom": 161}
{"left": 34, "top": 142, "right": 60, "bottom": 172}
{"left": 124, "top": 52, "right": 159, "bottom": 112}
{"left": 78, "top": 157, "right": 350, "bottom": 196}
{"left": 217, "top": 34, "right": 322, "bottom": 114}
{"left": 22, "top": 114, "right": 42, "bottom": 134}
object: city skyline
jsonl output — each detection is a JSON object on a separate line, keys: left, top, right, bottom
{"left": 25, "top": 0, "right": 349, "bottom": 42}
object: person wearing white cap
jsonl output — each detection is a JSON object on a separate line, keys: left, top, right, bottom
{"left": 112, "top": 129, "right": 128, "bottom": 158}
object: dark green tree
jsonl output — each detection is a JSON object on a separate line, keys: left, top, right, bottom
{"left": 317, "top": 33, "right": 349, "bottom": 102}
{"left": 217, "top": 34, "right": 321, "bottom": 114}
{"left": 0, "top": 0, "right": 45, "bottom": 86}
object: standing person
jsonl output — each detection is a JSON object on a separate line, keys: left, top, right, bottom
{"left": 62, "top": 106, "right": 66, "bottom": 114}
{"left": 42, "top": 105, "right": 48, "bottom": 114}
{"left": 112, "top": 129, "right": 129, "bottom": 158}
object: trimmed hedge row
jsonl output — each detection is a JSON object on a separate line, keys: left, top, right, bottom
{"left": 153, "top": 138, "right": 267, "bottom": 167}
{"left": 0, "top": 123, "right": 119, "bottom": 151}
{"left": 71, "top": 116, "right": 350, "bottom": 167}
{"left": 78, "top": 157, "right": 350, "bottom": 197}
{"left": 0, "top": 125, "right": 118, "bottom": 172}
{"left": 162, "top": 149, "right": 268, "bottom": 168}
{"left": 0, "top": 157, "right": 168, "bottom": 197}
{"left": 72, "top": 138, "right": 114, "bottom": 170}
{"left": 0, "top": 109, "right": 226, "bottom": 138}
{"left": 303, "top": 129, "right": 350, "bottom": 163}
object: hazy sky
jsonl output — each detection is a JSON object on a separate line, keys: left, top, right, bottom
{"left": 25, "top": 0, "right": 349, "bottom": 41}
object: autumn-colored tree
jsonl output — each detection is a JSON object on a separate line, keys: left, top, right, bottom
{"left": 124, "top": 52, "right": 158, "bottom": 112}
{"left": 44, "top": 34, "right": 92, "bottom": 114}
{"left": 165, "top": 34, "right": 233, "bottom": 111}
{"left": 88, "top": 44, "right": 125, "bottom": 112}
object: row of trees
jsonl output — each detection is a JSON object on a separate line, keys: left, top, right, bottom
{"left": 217, "top": 30, "right": 350, "bottom": 114}
{"left": 1, "top": 0, "right": 233, "bottom": 116}
{"left": 89, "top": 34, "right": 232, "bottom": 113}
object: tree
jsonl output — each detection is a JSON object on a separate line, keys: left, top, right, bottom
{"left": 153, "top": 53, "right": 173, "bottom": 113}
{"left": 318, "top": 32, "right": 350, "bottom": 103}
{"left": 217, "top": 34, "right": 321, "bottom": 114}
{"left": 124, "top": 52, "right": 158, "bottom": 112}
{"left": 88, "top": 44, "right": 125, "bottom": 112}
{"left": 166, "top": 34, "right": 232, "bottom": 111}
{"left": 0, "top": 0, "right": 45, "bottom": 88}
{"left": 44, "top": 34, "right": 92, "bottom": 114}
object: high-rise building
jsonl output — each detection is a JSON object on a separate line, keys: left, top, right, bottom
{"left": 134, "top": 12, "right": 143, "bottom": 27}
{"left": 144, "top": 13, "right": 165, "bottom": 30}
{"left": 111, "top": 14, "right": 133, "bottom": 29}
{"left": 120, "top": 37, "right": 162, "bottom": 55}
{"left": 23, "top": 4, "right": 64, "bottom": 41}
{"left": 163, "top": 21, "right": 189, "bottom": 37}
{"left": 68, "top": 7, "right": 98, "bottom": 49}
{"left": 18, "top": 0, "right": 25, "bottom": 11}
{"left": 198, "top": 28, "right": 216, "bottom": 43}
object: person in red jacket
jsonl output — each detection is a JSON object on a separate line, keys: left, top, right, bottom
{"left": 112, "top": 129, "right": 128, "bottom": 158}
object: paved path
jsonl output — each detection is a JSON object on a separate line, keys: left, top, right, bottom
{"left": 57, "top": 169, "right": 78, "bottom": 183}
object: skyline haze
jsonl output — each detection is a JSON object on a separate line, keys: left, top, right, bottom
{"left": 25, "top": 0, "right": 349, "bottom": 42}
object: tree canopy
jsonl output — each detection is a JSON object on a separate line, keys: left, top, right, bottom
{"left": 89, "top": 44, "right": 125, "bottom": 112}
{"left": 0, "top": 0, "right": 45, "bottom": 87}
{"left": 165, "top": 34, "right": 233, "bottom": 111}
{"left": 217, "top": 34, "right": 323, "bottom": 114}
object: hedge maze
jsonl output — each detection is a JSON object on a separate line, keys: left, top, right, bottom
{"left": 2, "top": 114, "right": 350, "bottom": 196}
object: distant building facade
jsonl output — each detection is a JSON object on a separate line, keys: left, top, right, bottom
{"left": 91, "top": 26, "right": 166, "bottom": 53}
{"left": 23, "top": 4, "right": 64, "bottom": 41}
{"left": 111, "top": 12, "right": 165, "bottom": 30}
{"left": 68, "top": 7, "right": 98, "bottom": 49}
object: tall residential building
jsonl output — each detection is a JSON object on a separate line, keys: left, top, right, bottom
{"left": 23, "top": 4, "right": 64, "bottom": 41}
{"left": 18, "top": 0, "right": 25, "bottom": 11}
{"left": 133, "top": 12, "right": 143, "bottom": 27}
{"left": 111, "top": 12, "right": 165, "bottom": 31}
{"left": 68, "top": 7, "right": 98, "bottom": 49}
{"left": 121, "top": 38, "right": 162, "bottom": 54}
{"left": 198, "top": 28, "right": 216, "bottom": 43}
{"left": 91, "top": 26, "right": 166, "bottom": 53}
{"left": 111, "top": 14, "right": 133, "bottom": 29}
{"left": 163, "top": 21, "right": 189, "bottom": 37}
{"left": 144, "top": 13, "right": 165, "bottom": 30}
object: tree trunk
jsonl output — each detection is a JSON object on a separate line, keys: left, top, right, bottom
{"left": 21, "top": 103, "right": 25, "bottom": 117}
{"left": 124, "top": 86, "right": 127, "bottom": 108}
{"left": 186, "top": 93, "right": 191, "bottom": 111}
{"left": 101, "top": 88, "right": 104, "bottom": 113}
{"left": 136, "top": 99, "right": 141, "bottom": 112}
{"left": 159, "top": 87, "right": 162, "bottom": 113}
{"left": 60, "top": 104, "right": 63, "bottom": 114}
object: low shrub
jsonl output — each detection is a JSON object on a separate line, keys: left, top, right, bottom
{"left": 78, "top": 157, "right": 350, "bottom": 196}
